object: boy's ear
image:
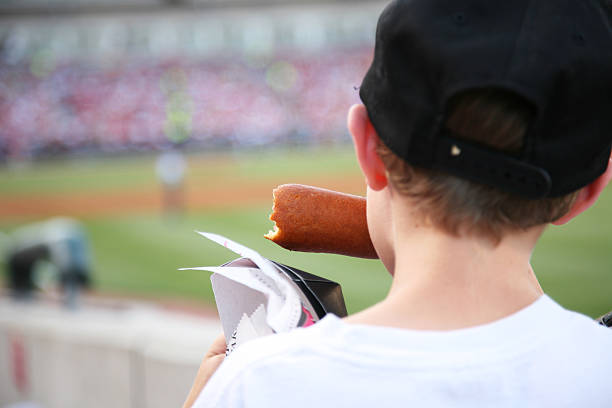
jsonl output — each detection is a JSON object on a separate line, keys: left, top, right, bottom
{"left": 347, "top": 104, "right": 388, "bottom": 191}
{"left": 552, "top": 152, "right": 612, "bottom": 225}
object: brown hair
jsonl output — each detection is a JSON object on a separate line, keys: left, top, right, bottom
{"left": 377, "top": 88, "right": 579, "bottom": 242}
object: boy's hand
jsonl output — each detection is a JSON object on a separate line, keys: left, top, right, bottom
{"left": 182, "top": 333, "right": 226, "bottom": 408}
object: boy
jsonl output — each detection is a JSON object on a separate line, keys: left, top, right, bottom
{"left": 187, "top": 0, "right": 612, "bottom": 406}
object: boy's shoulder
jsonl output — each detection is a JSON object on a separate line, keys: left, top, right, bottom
{"left": 195, "top": 298, "right": 612, "bottom": 407}
{"left": 193, "top": 315, "right": 343, "bottom": 407}
{"left": 212, "top": 296, "right": 612, "bottom": 369}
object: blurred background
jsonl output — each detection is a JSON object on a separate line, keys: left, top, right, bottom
{"left": 0, "top": 0, "right": 610, "bottom": 407}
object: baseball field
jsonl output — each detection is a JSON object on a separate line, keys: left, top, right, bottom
{"left": 0, "top": 145, "right": 611, "bottom": 317}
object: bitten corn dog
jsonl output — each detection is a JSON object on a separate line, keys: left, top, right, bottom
{"left": 264, "top": 184, "right": 378, "bottom": 259}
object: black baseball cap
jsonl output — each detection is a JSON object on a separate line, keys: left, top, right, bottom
{"left": 360, "top": 0, "right": 612, "bottom": 198}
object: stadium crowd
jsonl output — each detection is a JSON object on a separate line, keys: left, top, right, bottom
{"left": 0, "top": 48, "right": 372, "bottom": 160}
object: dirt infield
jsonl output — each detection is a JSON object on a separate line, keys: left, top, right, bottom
{"left": 0, "top": 174, "right": 366, "bottom": 218}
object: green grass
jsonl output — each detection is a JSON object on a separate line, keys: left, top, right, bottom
{"left": 533, "top": 187, "right": 612, "bottom": 317}
{"left": 0, "top": 146, "right": 360, "bottom": 196}
{"left": 1, "top": 147, "right": 611, "bottom": 317}
{"left": 0, "top": 155, "right": 158, "bottom": 195}
{"left": 83, "top": 209, "right": 390, "bottom": 314}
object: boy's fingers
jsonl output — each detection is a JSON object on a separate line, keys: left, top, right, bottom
{"left": 207, "top": 353, "right": 226, "bottom": 370}
{"left": 183, "top": 334, "right": 227, "bottom": 408}
{"left": 206, "top": 333, "right": 227, "bottom": 357}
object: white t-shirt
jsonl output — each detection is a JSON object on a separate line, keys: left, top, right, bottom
{"left": 194, "top": 295, "right": 612, "bottom": 407}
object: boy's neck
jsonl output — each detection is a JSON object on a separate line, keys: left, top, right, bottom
{"left": 347, "top": 210, "right": 545, "bottom": 331}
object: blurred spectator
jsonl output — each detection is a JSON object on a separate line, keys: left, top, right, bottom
{"left": 156, "top": 149, "right": 187, "bottom": 217}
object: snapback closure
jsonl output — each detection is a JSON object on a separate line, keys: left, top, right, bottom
{"left": 434, "top": 135, "right": 552, "bottom": 199}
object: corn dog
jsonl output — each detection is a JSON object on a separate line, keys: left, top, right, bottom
{"left": 264, "top": 184, "right": 378, "bottom": 258}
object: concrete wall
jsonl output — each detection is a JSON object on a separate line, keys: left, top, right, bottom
{"left": 0, "top": 298, "right": 221, "bottom": 408}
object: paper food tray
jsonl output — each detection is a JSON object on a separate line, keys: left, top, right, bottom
{"left": 181, "top": 232, "right": 347, "bottom": 353}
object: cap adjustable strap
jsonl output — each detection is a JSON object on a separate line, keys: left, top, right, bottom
{"left": 434, "top": 135, "right": 552, "bottom": 199}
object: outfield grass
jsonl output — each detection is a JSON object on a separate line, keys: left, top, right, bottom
{"left": 1, "top": 147, "right": 611, "bottom": 317}
{"left": 0, "top": 146, "right": 361, "bottom": 196}
{"left": 83, "top": 209, "right": 390, "bottom": 314}
{"left": 532, "top": 186, "right": 612, "bottom": 318}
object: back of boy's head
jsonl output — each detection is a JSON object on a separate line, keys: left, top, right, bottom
{"left": 360, "top": 0, "right": 612, "bottom": 241}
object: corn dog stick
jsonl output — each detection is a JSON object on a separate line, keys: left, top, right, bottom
{"left": 264, "top": 184, "right": 378, "bottom": 259}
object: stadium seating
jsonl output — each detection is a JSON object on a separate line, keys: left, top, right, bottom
{"left": 0, "top": 48, "right": 372, "bottom": 160}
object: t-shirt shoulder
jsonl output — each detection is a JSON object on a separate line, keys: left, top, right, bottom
{"left": 193, "top": 319, "right": 337, "bottom": 407}
{"left": 193, "top": 296, "right": 612, "bottom": 407}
